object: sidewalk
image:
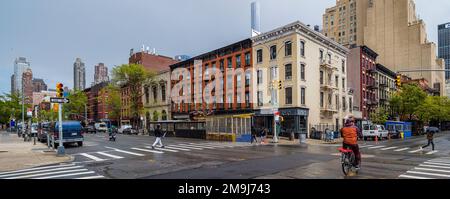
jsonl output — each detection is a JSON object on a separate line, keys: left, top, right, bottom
{"left": 264, "top": 136, "right": 343, "bottom": 146}
{"left": 0, "top": 131, "right": 73, "bottom": 172}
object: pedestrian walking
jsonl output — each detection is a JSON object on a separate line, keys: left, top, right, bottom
{"left": 250, "top": 126, "right": 258, "bottom": 144}
{"left": 260, "top": 128, "right": 267, "bottom": 144}
{"left": 151, "top": 124, "right": 165, "bottom": 149}
{"left": 420, "top": 127, "right": 436, "bottom": 151}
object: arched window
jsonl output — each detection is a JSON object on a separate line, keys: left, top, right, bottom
{"left": 152, "top": 111, "right": 159, "bottom": 121}
{"left": 161, "top": 110, "right": 167, "bottom": 120}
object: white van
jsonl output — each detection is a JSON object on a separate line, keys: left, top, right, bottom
{"left": 362, "top": 124, "right": 389, "bottom": 140}
{"left": 95, "top": 122, "right": 108, "bottom": 133}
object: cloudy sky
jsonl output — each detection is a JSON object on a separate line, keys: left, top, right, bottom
{"left": 1, "top": 0, "right": 449, "bottom": 94}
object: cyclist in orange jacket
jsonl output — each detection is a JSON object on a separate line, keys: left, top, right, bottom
{"left": 340, "top": 115, "right": 362, "bottom": 169}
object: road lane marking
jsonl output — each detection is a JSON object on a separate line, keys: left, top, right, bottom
{"left": 426, "top": 151, "right": 438, "bottom": 155}
{"left": 394, "top": 148, "right": 410, "bottom": 152}
{"left": 177, "top": 144, "right": 216, "bottom": 149}
{"left": 131, "top": 148, "right": 164, "bottom": 154}
{"left": 75, "top": 175, "right": 105, "bottom": 179}
{"left": 6, "top": 169, "right": 89, "bottom": 179}
{"left": 144, "top": 146, "right": 178, "bottom": 152}
{"left": 406, "top": 171, "right": 450, "bottom": 178}
{"left": 34, "top": 171, "right": 96, "bottom": 179}
{"left": 80, "top": 153, "right": 107, "bottom": 161}
{"left": 359, "top": 145, "right": 374, "bottom": 148}
{"left": 415, "top": 167, "right": 450, "bottom": 173}
{"left": 164, "top": 146, "right": 191, "bottom": 151}
{"left": 381, "top": 147, "right": 398, "bottom": 151}
{"left": 423, "top": 162, "right": 450, "bottom": 166}
{"left": 169, "top": 145, "right": 204, "bottom": 150}
{"left": 0, "top": 164, "right": 75, "bottom": 175}
{"left": 104, "top": 147, "right": 145, "bottom": 156}
{"left": 0, "top": 166, "right": 82, "bottom": 178}
{"left": 399, "top": 175, "right": 433, "bottom": 179}
{"left": 419, "top": 164, "right": 450, "bottom": 169}
{"left": 409, "top": 149, "right": 423, "bottom": 153}
{"left": 429, "top": 160, "right": 450, "bottom": 164}
{"left": 96, "top": 152, "right": 124, "bottom": 159}
{"left": 368, "top": 146, "right": 385, "bottom": 149}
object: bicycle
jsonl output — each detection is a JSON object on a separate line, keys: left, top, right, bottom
{"left": 338, "top": 147, "right": 360, "bottom": 176}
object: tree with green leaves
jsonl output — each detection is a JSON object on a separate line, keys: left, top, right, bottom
{"left": 64, "top": 90, "right": 88, "bottom": 120}
{"left": 102, "top": 83, "right": 122, "bottom": 121}
{"left": 112, "top": 64, "right": 155, "bottom": 129}
{"left": 389, "top": 84, "right": 427, "bottom": 120}
{"left": 369, "top": 107, "right": 389, "bottom": 125}
{"left": 0, "top": 93, "right": 30, "bottom": 125}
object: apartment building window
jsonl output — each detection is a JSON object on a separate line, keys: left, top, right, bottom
{"left": 245, "top": 92, "right": 250, "bottom": 107}
{"left": 227, "top": 96, "right": 232, "bottom": 108}
{"left": 257, "top": 49, "right": 263, "bottom": 63}
{"left": 285, "top": 41, "right": 292, "bottom": 56}
{"left": 285, "top": 64, "right": 292, "bottom": 80}
{"left": 320, "top": 71, "right": 324, "bottom": 84}
{"left": 236, "top": 55, "right": 241, "bottom": 68}
{"left": 270, "top": 66, "right": 278, "bottom": 81}
{"left": 161, "top": 84, "right": 166, "bottom": 101}
{"left": 227, "top": 57, "right": 232, "bottom": 68}
{"left": 245, "top": 72, "right": 250, "bottom": 86}
{"left": 328, "top": 93, "right": 332, "bottom": 106}
{"left": 349, "top": 98, "right": 353, "bottom": 112}
{"left": 300, "top": 64, "right": 305, "bottom": 80}
{"left": 245, "top": 52, "right": 251, "bottom": 66}
{"left": 285, "top": 87, "right": 292, "bottom": 105}
{"left": 320, "top": 92, "right": 324, "bottom": 108}
{"left": 301, "top": 87, "right": 306, "bottom": 105}
{"left": 328, "top": 53, "right": 332, "bottom": 64}
{"left": 270, "top": 45, "right": 277, "bottom": 60}
{"left": 342, "top": 60, "right": 346, "bottom": 73}
{"left": 335, "top": 76, "right": 339, "bottom": 88}
{"left": 342, "top": 78, "right": 345, "bottom": 90}
{"left": 257, "top": 91, "right": 263, "bottom": 106}
{"left": 144, "top": 87, "right": 150, "bottom": 104}
{"left": 257, "top": 70, "right": 263, "bottom": 84}
{"left": 320, "top": 50, "right": 324, "bottom": 60}
{"left": 336, "top": 95, "right": 339, "bottom": 109}
{"left": 219, "top": 59, "right": 224, "bottom": 71}
{"left": 152, "top": 86, "right": 158, "bottom": 102}
{"left": 236, "top": 75, "right": 242, "bottom": 88}
{"left": 300, "top": 41, "right": 305, "bottom": 57}
{"left": 343, "top": 97, "right": 347, "bottom": 111}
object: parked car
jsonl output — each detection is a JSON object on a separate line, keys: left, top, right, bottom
{"left": 118, "top": 125, "right": 136, "bottom": 134}
{"left": 49, "top": 121, "right": 84, "bottom": 148}
{"left": 95, "top": 122, "right": 108, "bottom": 133}
{"left": 362, "top": 124, "right": 389, "bottom": 140}
{"left": 85, "top": 124, "right": 96, "bottom": 133}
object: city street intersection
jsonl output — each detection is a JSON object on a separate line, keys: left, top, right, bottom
{"left": 1, "top": 130, "right": 450, "bottom": 179}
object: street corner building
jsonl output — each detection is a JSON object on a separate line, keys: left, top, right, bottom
{"left": 251, "top": 21, "right": 352, "bottom": 138}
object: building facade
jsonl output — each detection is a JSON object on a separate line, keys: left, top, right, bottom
{"left": 32, "top": 91, "right": 57, "bottom": 107}
{"left": 347, "top": 46, "right": 379, "bottom": 119}
{"left": 32, "top": 78, "right": 47, "bottom": 92}
{"left": 22, "top": 68, "right": 33, "bottom": 105}
{"left": 11, "top": 74, "right": 15, "bottom": 94}
{"left": 94, "top": 63, "right": 109, "bottom": 85}
{"left": 170, "top": 39, "right": 254, "bottom": 136}
{"left": 438, "top": 23, "right": 450, "bottom": 80}
{"left": 13, "top": 57, "right": 30, "bottom": 94}
{"left": 142, "top": 70, "right": 171, "bottom": 130}
{"left": 252, "top": 21, "right": 352, "bottom": 136}
{"left": 322, "top": 0, "right": 359, "bottom": 48}
{"left": 83, "top": 82, "right": 110, "bottom": 122}
{"left": 74, "top": 58, "right": 86, "bottom": 90}
{"left": 375, "top": 64, "right": 397, "bottom": 115}
{"left": 323, "top": 0, "right": 446, "bottom": 96}
{"left": 121, "top": 51, "right": 178, "bottom": 126}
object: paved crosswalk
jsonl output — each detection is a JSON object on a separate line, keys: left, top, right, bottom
{"left": 73, "top": 142, "right": 255, "bottom": 163}
{"left": 0, "top": 163, "right": 104, "bottom": 179}
{"left": 399, "top": 157, "right": 450, "bottom": 179}
{"left": 359, "top": 144, "right": 439, "bottom": 155}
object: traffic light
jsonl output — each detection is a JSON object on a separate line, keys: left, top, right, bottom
{"left": 53, "top": 103, "right": 59, "bottom": 112}
{"left": 56, "top": 83, "right": 64, "bottom": 97}
{"left": 396, "top": 74, "right": 402, "bottom": 87}
{"left": 278, "top": 80, "right": 282, "bottom": 90}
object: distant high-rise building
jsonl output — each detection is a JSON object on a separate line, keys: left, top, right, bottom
{"left": 10, "top": 74, "right": 15, "bottom": 94}
{"left": 32, "top": 78, "right": 47, "bottom": 92}
{"left": 251, "top": 2, "right": 261, "bottom": 37}
{"left": 22, "top": 68, "right": 33, "bottom": 104}
{"left": 73, "top": 58, "right": 86, "bottom": 90}
{"left": 174, "top": 55, "right": 191, "bottom": 62}
{"left": 438, "top": 22, "right": 450, "bottom": 80}
{"left": 13, "top": 57, "right": 30, "bottom": 94}
{"left": 94, "top": 63, "right": 109, "bottom": 85}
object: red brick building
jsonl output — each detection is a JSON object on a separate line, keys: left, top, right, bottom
{"left": 84, "top": 82, "right": 111, "bottom": 122}
{"left": 22, "top": 68, "right": 34, "bottom": 105}
{"left": 170, "top": 39, "right": 253, "bottom": 120}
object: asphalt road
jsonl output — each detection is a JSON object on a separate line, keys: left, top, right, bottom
{"left": 3, "top": 131, "right": 450, "bottom": 179}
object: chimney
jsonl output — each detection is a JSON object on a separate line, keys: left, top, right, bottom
{"left": 314, "top": 25, "right": 320, "bottom": 31}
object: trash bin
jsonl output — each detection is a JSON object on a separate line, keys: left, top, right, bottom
{"left": 299, "top": 133, "right": 306, "bottom": 143}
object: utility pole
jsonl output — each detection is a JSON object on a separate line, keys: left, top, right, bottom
{"left": 21, "top": 81, "right": 24, "bottom": 137}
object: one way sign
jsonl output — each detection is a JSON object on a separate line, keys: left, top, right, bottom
{"left": 50, "top": 97, "right": 70, "bottom": 104}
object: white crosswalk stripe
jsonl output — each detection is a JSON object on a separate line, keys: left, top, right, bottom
{"left": 131, "top": 147, "right": 164, "bottom": 154}
{"left": 79, "top": 153, "right": 107, "bottom": 161}
{"left": 381, "top": 147, "right": 398, "bottom": 151}
{"left": 164, "top": 146, "right": 191, "bottom": 151}
{"left": 368, "top": 146, "right": 385, "bottom": 149}
{"left": 409, "top": 149, "right": 423, "bottom": 153}
{"left": 0, "top": 164, "right": 104, "bottom": 179}
{"left": 104, "top": 147, "right": 145, "bottom": 156}
{"left": 394, "top": 148, "right": 410, "bottom": 152}
{"left": 359, "top": 145, "right": 374, "bottom": 148}
{"left": 144, "top": 146, "right": 178, "bottom": 152}
{"left": 188, "top": 143, "right": 228, "bottom": 148}
{"left": 399, "top": 158, "right": 450, "bottom": 179}
{"left": 169, "top": 145, "right": 204, "bottom": 150}
{"left": 426, "top": 150, "right": 438, "bottom": 155}
{"left": 177, "top": 144, "right": 216, "bottom": 149}
{"left": 96, "top": 152, "right": 124, "bottom": 159}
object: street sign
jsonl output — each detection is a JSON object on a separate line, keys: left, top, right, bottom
{"left": 50, "top": 97, "right": 70, "bottom": 104}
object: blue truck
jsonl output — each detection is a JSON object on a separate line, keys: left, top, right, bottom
{"left": 49, "top": 121, "right": 84, "bottom": 148}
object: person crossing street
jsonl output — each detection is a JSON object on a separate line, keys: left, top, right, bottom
{"left": 151, "top": 124, "right": 165, "bottom": 149}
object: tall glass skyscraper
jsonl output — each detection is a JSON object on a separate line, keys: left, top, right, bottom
{"left": 13, "top": 57, "right": 31, "bottom": 94}
{"left": 438, "top": 23, "right": 450, "bottom": 80}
